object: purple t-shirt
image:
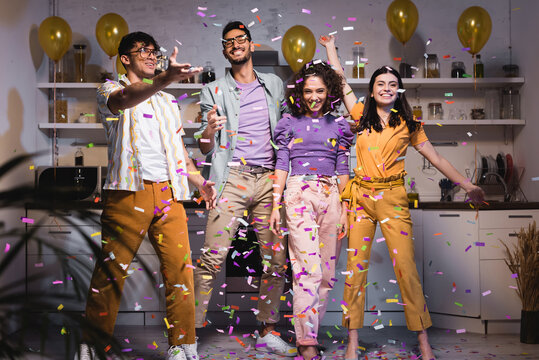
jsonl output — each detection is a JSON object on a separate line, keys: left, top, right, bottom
{"left": 232, "top": 79, "right": 275, "bottom": 168}
{"left": 274, "top": 114, "right": 354, "bottom": 176}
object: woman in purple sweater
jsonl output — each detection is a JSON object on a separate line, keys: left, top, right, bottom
{"left": 269, "top": 61, "right": 354, "bottom": 360}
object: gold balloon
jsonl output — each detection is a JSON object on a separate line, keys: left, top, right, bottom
{"left": 38, "top": 16, "right": 72, "bottom": 62}
{"left": 386, "top": 0, "right": 419, "bottom": 45}
{"left": 282, "top": 25, "right": 316, "bottom": 73}
{"left": 116, "top": 55, "right": 126, "bottom": 75}
{"left": 96, "top": 13, "right": 129, "bottom": 57}
{"left": 457, "top": 6, "right": 492, "bottom": 55}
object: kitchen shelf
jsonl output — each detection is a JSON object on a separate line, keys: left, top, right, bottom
{"left": 348, "top": 77, "right": 525, "bottom": 89}
{"left": 422, "top": 119, "right": 525, "bottom": 126}
{"left": 38, "top": 122, "right": 202, "bottom": 140}
{"left": 37, "top": 82, "right": 203, "bottom": 90}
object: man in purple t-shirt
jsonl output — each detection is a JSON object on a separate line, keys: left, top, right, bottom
{"left": 193, "top": 21, "right": 296, "bottom": 357}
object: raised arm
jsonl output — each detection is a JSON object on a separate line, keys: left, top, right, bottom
{"left": 107, "top": 47, "right": 202, "bottom": 114}
{"left": 319, "top": 35, "right": 358, "bottom": 114}
{"left": 415, "top": 141, "right": 485, "bottom": 204}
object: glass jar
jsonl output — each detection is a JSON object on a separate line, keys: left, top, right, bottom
{"left": 412, "top": 105, "right": 423, "bottom": 121}
{"left": 73, "top": 44, "right": 87, "bottom": 82}
{"left": 451, "top": 61, "right": 465, "bottom": 78}
{"left": 484, "top": 89, "right": 500, "bottom": 119}
{"left": 352, "top": 46, "right": 365, "bottom": 79}
{"left": 428, "top": 103, "right": 443, "bottom": 120}
{"left": 474, "top": 54, "right": 484, "bottom": 78}
{"left": 201, "top": 61, "right": 216, "bottom": 83}
{"left": 470, "top": 108, "right": 485, "bottom": 119}
{"left": 55, "top": 91, "right": 67, "bottom": 123}
{"left": 502, "top": 64, "right": 519, "bottom": 77}
{"left": 425, "top": 54, "right": 440, "bottom": 78}
{"left": 501, "top": 87, "right": 520, "bottom": 119}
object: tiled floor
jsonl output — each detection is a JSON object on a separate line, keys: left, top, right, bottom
{"left": 17, "top": 325, "right": 539, "bottom": 359}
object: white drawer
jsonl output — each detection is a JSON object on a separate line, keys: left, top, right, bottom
{"left": 27, "top": 225, "right": 99, "bottom": 255}
{"left": 26, "top": 209, "right": 101, "bottom": 228}
{"left": 479, "top": 210, "right": 539, "bottom": 230}
{"left": 479, "top": 229, "right": 519, "bottom": 260}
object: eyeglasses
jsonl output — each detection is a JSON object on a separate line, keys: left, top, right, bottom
{"left": 221, "top": 34, "right": 250, "bottom": 48}
{"left": 128, "top": 47, "right": 162, "bottom": 58}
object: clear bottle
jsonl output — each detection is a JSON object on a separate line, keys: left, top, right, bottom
{"left": 474, "top": 54, "right": 484, "bottom": 78}
{"left": 425, "top": 54, "right": 440, "bottom": 78}
{"left": 73, "top": 44, "right": 87, "bottom": 82}
{"left": 201, "top": 61, "right": 216, "bottom": 83}
{"left": 352, "top": 46, "right": 365, "bottom": 79}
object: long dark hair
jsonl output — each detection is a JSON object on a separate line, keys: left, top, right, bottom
{"left": 354, "top": 66, "right": 420, "bottom": 134}
{"left": 285, "top": 61, "right": 344, "bottom": 118}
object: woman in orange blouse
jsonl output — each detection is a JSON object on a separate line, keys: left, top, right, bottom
{"left": 320, "top": 35, "right": 484, "bottom": 360}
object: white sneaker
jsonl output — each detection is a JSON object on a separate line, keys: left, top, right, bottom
{"left": 255, "top": 333, "right": 297, "bottom": 357}
{"left": 166, "top": 345, "right": 187, "bottom": 360}
{"left": 181, "top": 339, "right": 198, "bottom": 360}
{"left": 74, "top": 344, "right": 96, "bottom": 360}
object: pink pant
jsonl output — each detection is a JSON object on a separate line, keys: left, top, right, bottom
{"left": 285, "top": 176, "right": 342, "bottom": 346}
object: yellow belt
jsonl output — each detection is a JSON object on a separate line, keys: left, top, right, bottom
{"left": 340, "top": 171, "right": 406, "bottom": 210}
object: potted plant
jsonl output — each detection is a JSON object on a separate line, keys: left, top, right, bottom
{"left": 501, "top": 221, "right": 539, "bottom": 344}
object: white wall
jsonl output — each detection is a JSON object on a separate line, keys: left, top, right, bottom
{"left": 512, "top": 0, "right": 539, "bottom": 201}
{"left": 0, "top": 0, "right": 50, "bottom": 318}
{"left": 28, "top": 0, "right": 537, "bottom": 201}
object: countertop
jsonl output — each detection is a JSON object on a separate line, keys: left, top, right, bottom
{"left": 26, "top": 200, "right": 539, "bottom": 211}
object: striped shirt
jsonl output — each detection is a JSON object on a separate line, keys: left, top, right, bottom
{"left": 97, "top": 74, "right": 190, "bottom": 201}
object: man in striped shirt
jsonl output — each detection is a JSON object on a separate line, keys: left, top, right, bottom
{"left": 76, "top": 32, "right": 215, "bottom": 360}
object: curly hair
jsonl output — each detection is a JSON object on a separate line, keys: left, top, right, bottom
{"left": 354, "top": 66, "right": 421, "bottom": 134}
{"left": 285, "top": 61, "right": 344, "bottom": 118}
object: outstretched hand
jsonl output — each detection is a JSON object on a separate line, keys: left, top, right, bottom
{"left": 318, "top": 34, "right": 336, "bottom": 47}
{"left": 166, "top": 46, "right": 203, "bottom": 82}
{"left": 467, "top": 185, "right": 486, "bottom": 206}
{"left": 198, "top": 180, "right": 217, "bottom": 210}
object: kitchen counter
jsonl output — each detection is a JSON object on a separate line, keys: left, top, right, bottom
{"left": 412, "top": 201, "right": 539, "bottom": 210}
{"left": 27, "top": 199, "right": 539, "bottom": 211}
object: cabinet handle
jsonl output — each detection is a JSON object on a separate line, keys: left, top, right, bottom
{"left": 508, "top": 215, "right": 533, "bottom": 218}
{"left": 439, "top": 214, "right": 460, "bottom": 217}
{"left": 508, "top": 233, "right": 518, "bottom": 237}
{"left": 49, "top": 213, "right": 72, "bottom": 217}
{"left": 49, "top": 230, "right": 72, "bottom": 234}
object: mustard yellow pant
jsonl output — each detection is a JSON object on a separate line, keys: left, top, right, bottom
{"left": 84, "top": 182, "right": 195, "bottom": 345}
{"left": 342, "top": 177, "right": 432, "bottom": 331}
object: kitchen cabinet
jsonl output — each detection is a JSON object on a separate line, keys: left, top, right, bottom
{"left": 423, "top": 210, "right": 480, "bottom": 317}
{"left": 478, "top": 210, "right": 539, "bottom": 320}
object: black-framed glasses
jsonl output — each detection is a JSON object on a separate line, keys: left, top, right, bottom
{"left": 128, "top": 47, "right": 162, "bottom": 58}
{"left": 221, "top": 34, "right": 250, "bottom": 48}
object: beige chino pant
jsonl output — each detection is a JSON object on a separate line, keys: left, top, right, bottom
{"left": 193, "top": 168, "right": 288, "bottom": 327}
{"left": 342, "top": 177, "right": 432, "bottom": 331}
{"left": 84, "top": 181, "right": 195, "bottom": 346}
{"left": 285, "top": 176, "right": 342, "bottom": 346}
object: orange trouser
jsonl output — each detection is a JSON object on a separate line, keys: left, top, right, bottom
{"left": 341, "top": 174, "right": 432, "bottom": 331}
{"left": 84, "top": 181, "right": 195, "bottom": 345}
